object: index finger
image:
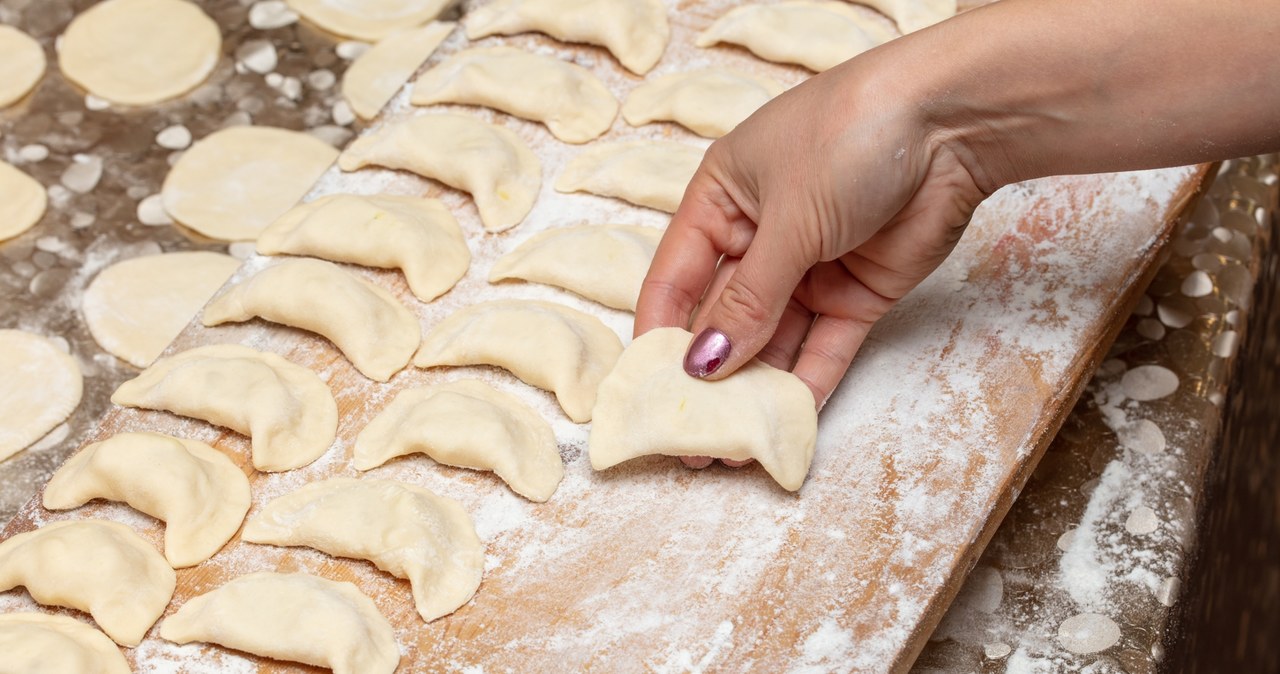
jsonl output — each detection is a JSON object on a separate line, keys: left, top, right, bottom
{"left": 634, "top": 169, "right": 756, "bottom": 338}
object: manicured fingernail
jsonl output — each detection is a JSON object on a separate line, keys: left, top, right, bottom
{"left": 684, "top": 328, "right": 730, "bottom": 377}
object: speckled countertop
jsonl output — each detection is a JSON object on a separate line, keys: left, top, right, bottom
{"left": 0, "top": 0, "right": 366, "bottom": 517}
{"left": 914, "top": 157, "right": 1277, "bottom": 673}
{"left": 0, "top": 1, "right": 1275, "bottom": 672}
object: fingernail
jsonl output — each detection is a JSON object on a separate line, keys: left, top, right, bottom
{"left": 684, "top": 328, "right": 730, "bottom": 377}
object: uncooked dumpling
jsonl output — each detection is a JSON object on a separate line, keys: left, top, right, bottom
{"left": 82, "top": 251, "right": 240, "bottom": 368}
{"left": 0, "top": 520, "right": 176, "bottom": 646}
{"left": 342, "top": 22, "right": 455, "bottom": 120}
{"left": 202, "top": 258, "right": 420, "bottom": 382}
{"left": 0, "top": 160, "right": 47, "bottom": 241}
{"left": 411, "top": 46, "right": 617, "bottom": 144}
{"left": 0, "top": 613, "right": 130, "bottom": 674}
{"left": 111, "top": 344, "right": 338, "bottom": 471}
{"left": 415, "top": 300, "right": 623, "bottom": 423}
{"left": 242, "top": 479, "right": 484, "bottom": 622}
{"left": 0, "top": 26, "right": 45, "bottom": 108}
{"left": 287, "top": 0, "right": 450, "bottom": 41}
{"left": 355, "top": 380, "right": 563, "bottom": 501}
{"left": 43, "top": 432, "right": 251, "bottom": 568}
{"left": 258, "top": 193, "right": 470, "bottom": 303}
{"left": 162, "top": 126, "right": 339, "bottom": 241}
{"left": 590, "top": 328, "right": 818, "bottom": 491}
{"left": 464, "top": 0, "right": 668, "bottom": 75}
{"left": 622, "top": 68, "right": 784, "bottom": 138}
{"left": 0, "top": 330, "right": 82, "bottom": 462}
{"left": 160, "top": 571, "right": 399, "bottom": 674}
{"left": 58, "top": 0, "right": 221, "bottom": 105}
{"left": 338, "top": 113, "right": 541, "bottom": 232}
{"left": 555, "top": 140, "right": 702, "bottom": 213}
{"left": 856, "top": 0, "right": 955, "bottom": 33}
{"left": 489, "top": 224, "right": 662, "bottom": 311}
{"left": 696, "top": 1, "right": 896, "bottom": 72}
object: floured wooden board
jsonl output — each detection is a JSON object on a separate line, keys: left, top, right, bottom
{"left": 0, "top": 0, "right": 1210, "bottom": 671}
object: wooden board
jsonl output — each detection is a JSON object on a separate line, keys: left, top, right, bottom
{"left": 0, "top": 1, "right": 1211, "bottom": 671}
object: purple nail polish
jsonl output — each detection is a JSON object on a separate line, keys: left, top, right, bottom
{"left": 684, "top": 328, "right": 730, "bottom": 377}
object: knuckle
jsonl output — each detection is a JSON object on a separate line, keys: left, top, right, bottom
{"left": 641, "top": 277, "right": 701, "bottom": 316}
{"left": 716, "top": 279, "right": 772, "bottom": 326}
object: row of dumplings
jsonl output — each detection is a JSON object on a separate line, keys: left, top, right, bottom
{"left": 340, "top": 0, "right": 956, "bottom": 232}
{"left": 0, "top": 433, "right": 482, "bottom": 673}
{"left": 2, "top": 0, "right": 909, "bottom": 666}
{"left": 448, "top": 0, "right": 950, "bottom": 77}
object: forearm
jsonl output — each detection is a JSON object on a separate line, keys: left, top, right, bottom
{"left": 880, "top": 0, "right": 1280, "bottom": 191}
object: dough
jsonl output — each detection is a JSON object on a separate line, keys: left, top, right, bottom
{"left": 82, "top": 251, "right": 240, "bottom": 368}
{"left": 342, "top": 22, "right": 455, "bottom": 120}
{"left": 160, "top": 571, "right": 399, "bottom": 674}
{"left": 0, "top": 26, "right": 45, "bottom": 108}
{"left": 856, "top": 0, "right": 955, "bottom": 33}
{"left": 202, "top": 258, "right": 420, "bottom": 382}
{"left": 58, "top": 0, "right": 221, "bottom": 105}
{"left": 696, "top": 1, "right": 896, "bottom": 72}
{"left": 414, "top": 300, "right": 624, "bottom": 423}
{"left": 43, "top": 431, "right": 251, "bottom": 568}
{"left": 589, "top": 327, "right": 818, "bottom": 491}
{"left": 286, "top": 0, "right": 450, "bottom": 41}
{"left": 339, "top": 113, "right": 541, "bottom": 232}
{"left": 242, "top": 478, "right": 485, "bottom": 621}
{"left": 0, "top": 520, "right": 176, "bottom": 646}
{"left": 555, "top": 140, "right": 703, "bottom": 213}
{"left": 0, "top": 613, "right": 130, "bottom": 674}
{"left": 489, "top": 224, "right": 662, "bottom": 311}
{"left": 622, "top": 68, "right": 785, "bottom": 138}
{"left": 111, "top": 344, "right": 338, "bottom": 471}
{"left": 0, "top": 330, "right": 82, "bottom": 462}
{"left": 0, "top": 160, "right": 48, "bottom": 241}
{"left": 465, "top": 0, "right": 669, "bottom": 75}
{"left": 162, "top": 126, "right": 339, "bottom": 241}
{"left": 411, "top": 46, "right": 618, "bottom": 144}
{"left": 355, "top": 379, "right": 563, "bottom": 501}
{"left": 257, "top": 193, "right": 470, "bottom": 303}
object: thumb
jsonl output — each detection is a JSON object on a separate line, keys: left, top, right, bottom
{"left": 684, "top": 222, "right": 812, "bottom": 380}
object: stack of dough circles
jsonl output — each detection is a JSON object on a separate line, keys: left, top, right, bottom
{"left": 82, "top": 251, "right": 241, "bottom": 368}
{"left": 162, "top": 126, "right": 340, "bottom": 241}
{"left": 58, "top": 0, "right": 221, "bottom": 106}
{"left": 0, "top": 25, "right": 45, "bottom": 108}
{"left": 0, "top": 160, "right": 47, "bottom": 241}
{"left": 0, "top": 330, "right": 83, "bottom": 462}
{"left": 286, "top": 0, "right": 453, "bottom": 41}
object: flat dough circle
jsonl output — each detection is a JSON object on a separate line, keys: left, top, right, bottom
{"left": 0, "top": 26, "right": 46, "bottom": 108}
{"left": 0, "top": 160, "right": 48, "bottom": 241}
{"left": 58, "top": 0, "right": 221, "bottom": 105}
{"left": 83, "top": 251, "right": 241, "bottom": 368}
{"left": 342, "top": 22, "right": 454, "bottom": 120}
{"left": 161, "top": 126, "right": 339, "bottom": 241}
{"left": 0, "top": 330, "right": 83, "bottom": 462}
{"left": 286, "top": 0, "right": 451, "bottom": 41}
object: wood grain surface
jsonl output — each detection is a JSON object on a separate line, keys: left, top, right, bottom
{"left": 0, "top": 1, "right": 1211, "bottom": 672}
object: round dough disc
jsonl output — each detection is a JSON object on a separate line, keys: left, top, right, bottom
{"left": 83, "top": 251, "right": 241, "bottom": 368}
{"left": 161, "top": 126, "right": 339, "bottom": 241}
{"left": 58, "top": 0, "right": 221, "bottom": 106}
{"left": 0, "top": 160, "right": 48, "bottom": 241}
{"left": 0, "top": 330, "right": 83, "bottom": 462}
{"left": 286, "top": 0, "right": 450, "bottom": 41}
{"left": 0, "top": 25, "right": 46, "bottom": 108}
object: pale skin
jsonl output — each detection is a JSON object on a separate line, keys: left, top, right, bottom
{"left": 634, "top": 0, "right": 1280, "bottom": 468}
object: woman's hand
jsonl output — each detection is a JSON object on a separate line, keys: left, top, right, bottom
{"left": 635, "top": 50, "right": 990, "bottom": 401}
{"left": 633, "top": 48, "right": 991, "bottom": 467}
{"left": 635, "top": 0, "right": 1280, "bottom": 469}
